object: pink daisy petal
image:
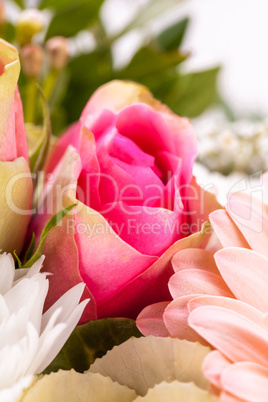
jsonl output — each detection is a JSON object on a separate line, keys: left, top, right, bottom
{"left": 189, "top": 306, "right": 268, "bottom": 367}
{"left": 215, "top": 247, "right": 268, "bottom": 312}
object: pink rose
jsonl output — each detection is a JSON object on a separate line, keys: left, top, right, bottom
{"left": 32, "top": 80, "right": 199, "bottom": 322}
{"left": 0, "top": 39, "right": 32, "bottom": 254}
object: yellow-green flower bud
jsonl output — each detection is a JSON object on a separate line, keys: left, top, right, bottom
{"left": 45, "top": 36, "right": 70, "bottom": 70}
{"left": 17, "top": 9, "right": 44, "bottom": 46}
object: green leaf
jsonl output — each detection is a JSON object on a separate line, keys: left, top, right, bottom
{"left": 165, "top": 66, "right": 221, "bottom": 118}
{"left": 155, "top": 17, "right": 190, "bottom": 51}
{"left": 10, "top": 0, "right": 24, "bottom": 8}
{"left": 43, "top": 318, "right": 143, "bottom": 374}
{"left": 43, "top": 69, "right": 70, "bottom": 135}
{"left": 39, "top": 0, "right": 92, "bottom": 11}
{"left": 13, "top": 251, "right": 22, "bottom": 268}
{"left": 50, "top": 107, "right": 68, "bottom": 136}
{"left": 27, "top": 87, "right": 51, "bottom": 175}
{"left": 2, "top": 22, "right": 16, "bottom": 43}
{"left": 45, "top": 0, "right": 104, "bottom": 39}
{"left": 122, "top": 0, "right": 183, "bottom": 34}
{"left": 118, "top": 46, "right": 187, "bottom": 82}
{"left": 63, "top": 50, "right": 113, "bottom": 123}
{"left": 24, "top": 232, "right": 36, "bottom": 263}
{"left": 23, "top": 204, "right": 76, "bottom": 268}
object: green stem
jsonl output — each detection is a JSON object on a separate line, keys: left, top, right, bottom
{"left": 24, "top": 78, "right": 37, "bottom": 123}
{"left": 43, "top": 69, "right": 59, "bottom": 103}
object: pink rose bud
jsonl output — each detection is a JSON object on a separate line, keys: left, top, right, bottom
{"left": 20, "top": 44, "right": 44, "bottom": 77}
{"left": 45, "top": 36, "right": 70, "bottom": 70}
{"left": 17, "top": 8, "right": 44, "bottom": 46}
{"left": 31, "top": 80, "right": 204, "bottom": 323}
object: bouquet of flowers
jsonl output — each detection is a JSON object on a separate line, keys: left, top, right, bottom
{"left": 0, "top": 3, "right": 266, "bottom": 401}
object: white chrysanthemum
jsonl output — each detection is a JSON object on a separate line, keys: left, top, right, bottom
{"left": 0, "top": 253, "right": 88, "bottom": 402}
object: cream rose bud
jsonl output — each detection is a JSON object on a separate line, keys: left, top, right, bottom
{"left": 0, "top": 39, "right": 32, "bottom": 254}
{"left": 20, "top": 44, "right": 44, "bottom": 77}
{"left": 17, "top": 9, "right": 45, "bottom": 46}
{"left": 45, "top": 36, "right": 70, "bottom": 70}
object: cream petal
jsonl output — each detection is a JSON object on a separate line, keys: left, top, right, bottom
{"left": 0, "top": 39, "right": 20, "bottom": 160}
{"left": 89, "top": 336, "right": 210, "bottom": 396}
{"left": 0, "top": 158, "right": 32, "bottom": 254}
{"left": 135, "top": 381, "right": 218, "bottom": 402}
{"left": 21, "top": 371, "right": 136, "bottom": 402}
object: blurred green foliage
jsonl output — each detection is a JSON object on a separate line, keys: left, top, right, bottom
{"left": 4, "top": 0, "right": 221, "bottom": 135}
{"left": 43, "top": 318, "right": 142, "bottom": 374}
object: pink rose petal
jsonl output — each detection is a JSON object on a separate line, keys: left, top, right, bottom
{"left": 102, "top": 202, "right": 180, "bottom": 256}
{"left": 74, "top": 201, "right": 157, "bottom": 304}
{"left": 110, "top": 133, "right": 155, "bottom": 168}
{"left": 97, "top": 226, "right": 210, "bottom": 318}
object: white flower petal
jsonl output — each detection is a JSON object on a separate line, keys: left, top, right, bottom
{"left": 0, "top": 253, "right": 88, "bottom": 396}
{"left": 14, "top": 268, "right": 29, "bottom": 282}
{"left": 0, "top": 294, "right": 9, "bottom": 321}
{"left": 41, "top": 282, "right": 85, "bottom": 330}
{"left": 0, "top": 375, "right": 34, "bottom": 402}
{"left": 25, "top": 256, "right": 45, "bottom": 278}
{"left": 5, "top": 276, "right": 48, "bottom": 331}
{"left": 14, "top": 256, "right": 45, "bottom": 284}
{"left": 31, "top": 323, "right": 66, "bottom": 374}
{"left": 0, "top": 253, "right": 15, "bottom": 294}
{"left": 36, "top": 298, "right": 88, "bottom": 373}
